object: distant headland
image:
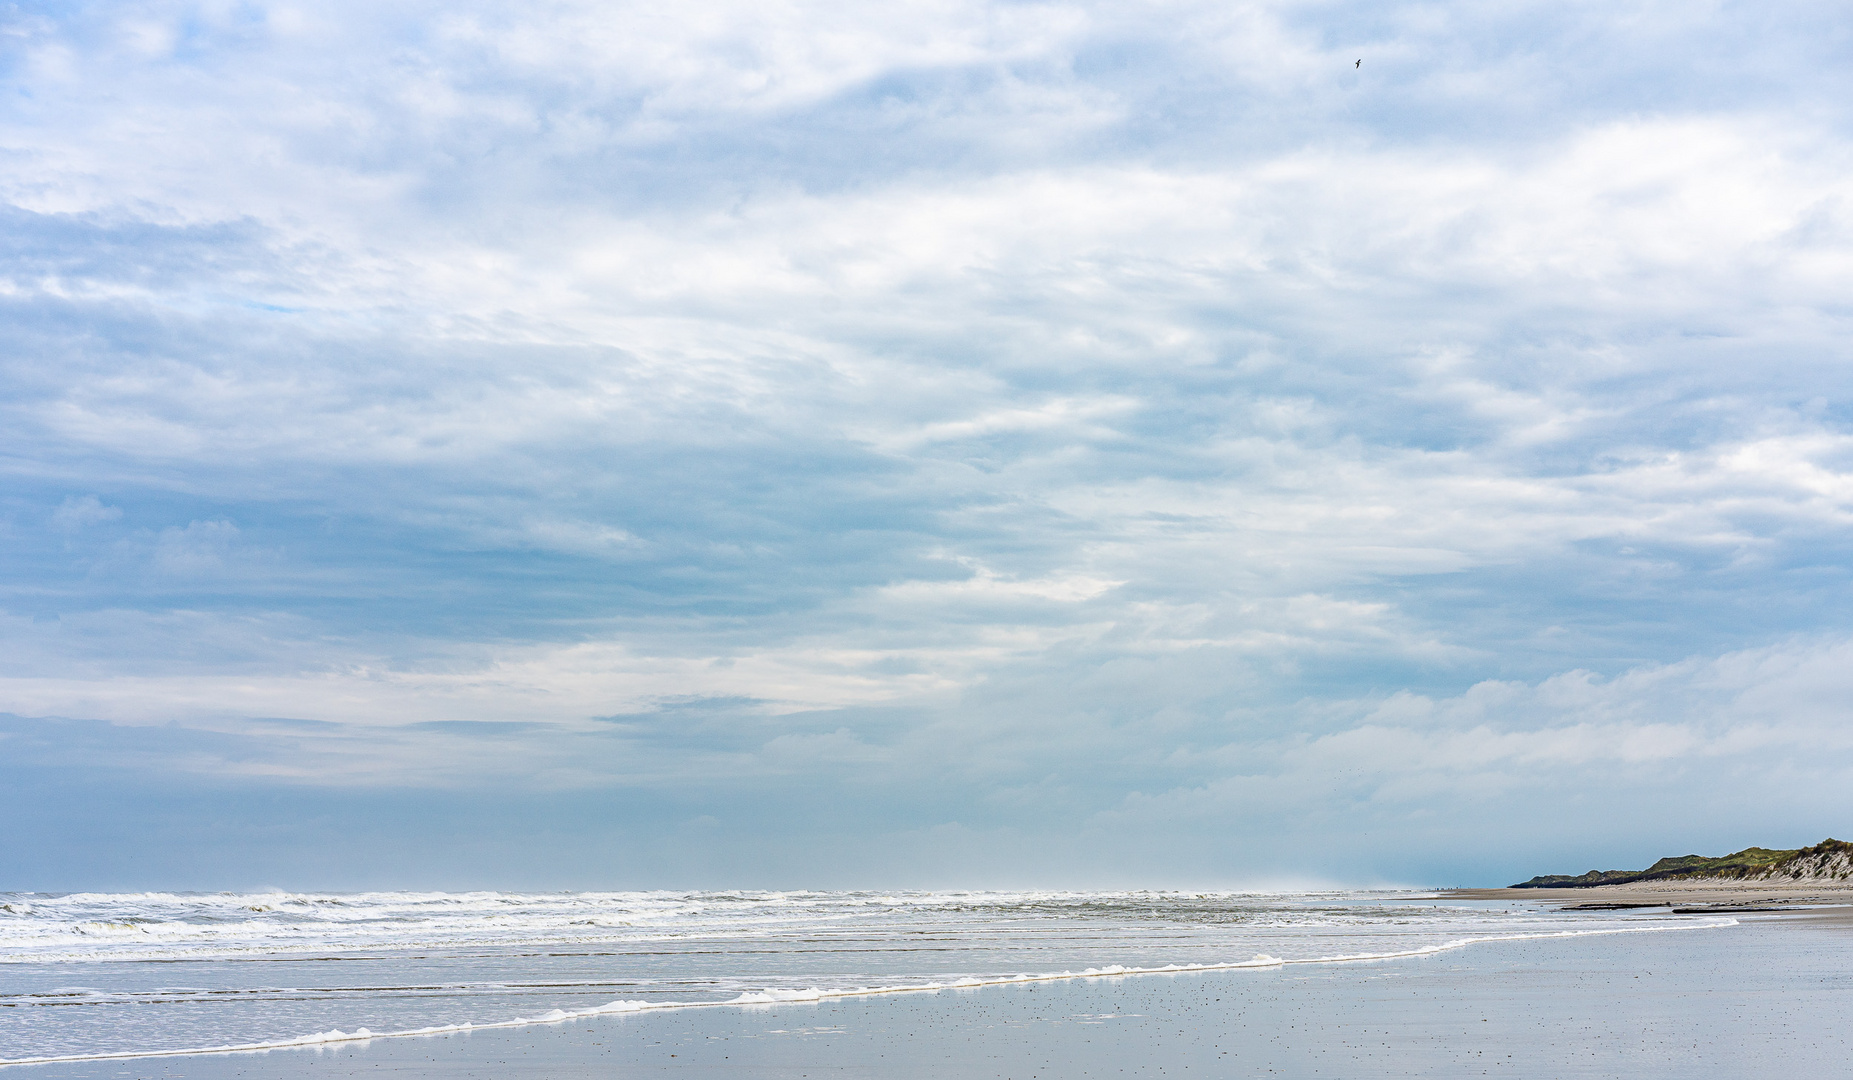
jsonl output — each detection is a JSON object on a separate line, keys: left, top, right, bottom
{"left": 1512, "top": 838, "right": 1853, "bottom": 888}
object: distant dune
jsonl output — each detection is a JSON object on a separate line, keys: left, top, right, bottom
{"left": 1512, "top": 838, "right": 1853, "bottom": 888}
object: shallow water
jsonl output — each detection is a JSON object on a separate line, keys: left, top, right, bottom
{"left": 0, "top": 889, "right": 1702, "bottom": 1063}
{"left": 6, "top": 916, "right": 1847, "bottom": 1079}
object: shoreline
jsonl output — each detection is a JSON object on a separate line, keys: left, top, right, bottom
{"left": 8, "top": 886, "right": 1845, "bottom": 1072}
{"left": 5, "top": 918, "right": 1848, "bottom": 1079}
{"left": 0, "top": 916, "right": 1739, "bottom": 1070}
{"left": 1445, "top": 879, "right": 1853, "bottom": 924}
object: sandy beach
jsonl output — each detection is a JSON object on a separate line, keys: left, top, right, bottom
{"left": 1447, "top": 879, "right": 1853, "bottom": 926}
{"left": 8, "top": 907, "right": 1851, "bottom": 1080}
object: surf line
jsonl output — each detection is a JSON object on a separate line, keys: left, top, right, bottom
{"left": 0, "top": 919, "right": 1736, "bottom": 1068}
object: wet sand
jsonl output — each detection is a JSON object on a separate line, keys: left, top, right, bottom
{"left": 10, "top": 915, "right": 1851, "bottom": 1079}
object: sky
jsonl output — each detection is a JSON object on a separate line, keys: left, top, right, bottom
{"left": 2, "top": 0, "right": 1851, "bottom": 890}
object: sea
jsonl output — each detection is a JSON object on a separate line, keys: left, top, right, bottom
{"left": 0, "top": 888, "right": 1725, "bottom": 1067}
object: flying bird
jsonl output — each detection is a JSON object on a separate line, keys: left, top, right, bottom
{"left": 1355, "top": 59, "right": 1362, "bottom": 68}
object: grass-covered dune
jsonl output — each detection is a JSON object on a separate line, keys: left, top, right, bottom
{"left": 1512, "top": 838, "right": 1853, "bottom": 888}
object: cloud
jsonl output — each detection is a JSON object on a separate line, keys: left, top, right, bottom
{"left": 4, "top": 631, "right": 1849, "bottom": 885}
{"left": 50, "top": 494, "right": 121, "bottom": 529}
{"left": 0, "top": 0, "right": 1850, "bottom": 883}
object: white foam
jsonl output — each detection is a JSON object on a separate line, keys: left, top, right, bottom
{"left": 8, "top": 888, "right": 1224, "bottom": 962}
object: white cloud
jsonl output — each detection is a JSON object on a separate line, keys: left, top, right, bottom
{"left": 2, "top": 0, "right": 1852, "bottom": 876}
{"left": 1099, "top": 636, "right": 1853, "bottom": 831}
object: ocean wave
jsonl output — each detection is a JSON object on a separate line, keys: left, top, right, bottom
{"left": 0, "top": 888, "right": 1477, "bottom": 963}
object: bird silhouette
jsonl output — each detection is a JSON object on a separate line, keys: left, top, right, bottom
{"left": 1355, "top": 59, "right": 1362, "bottom": 68}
